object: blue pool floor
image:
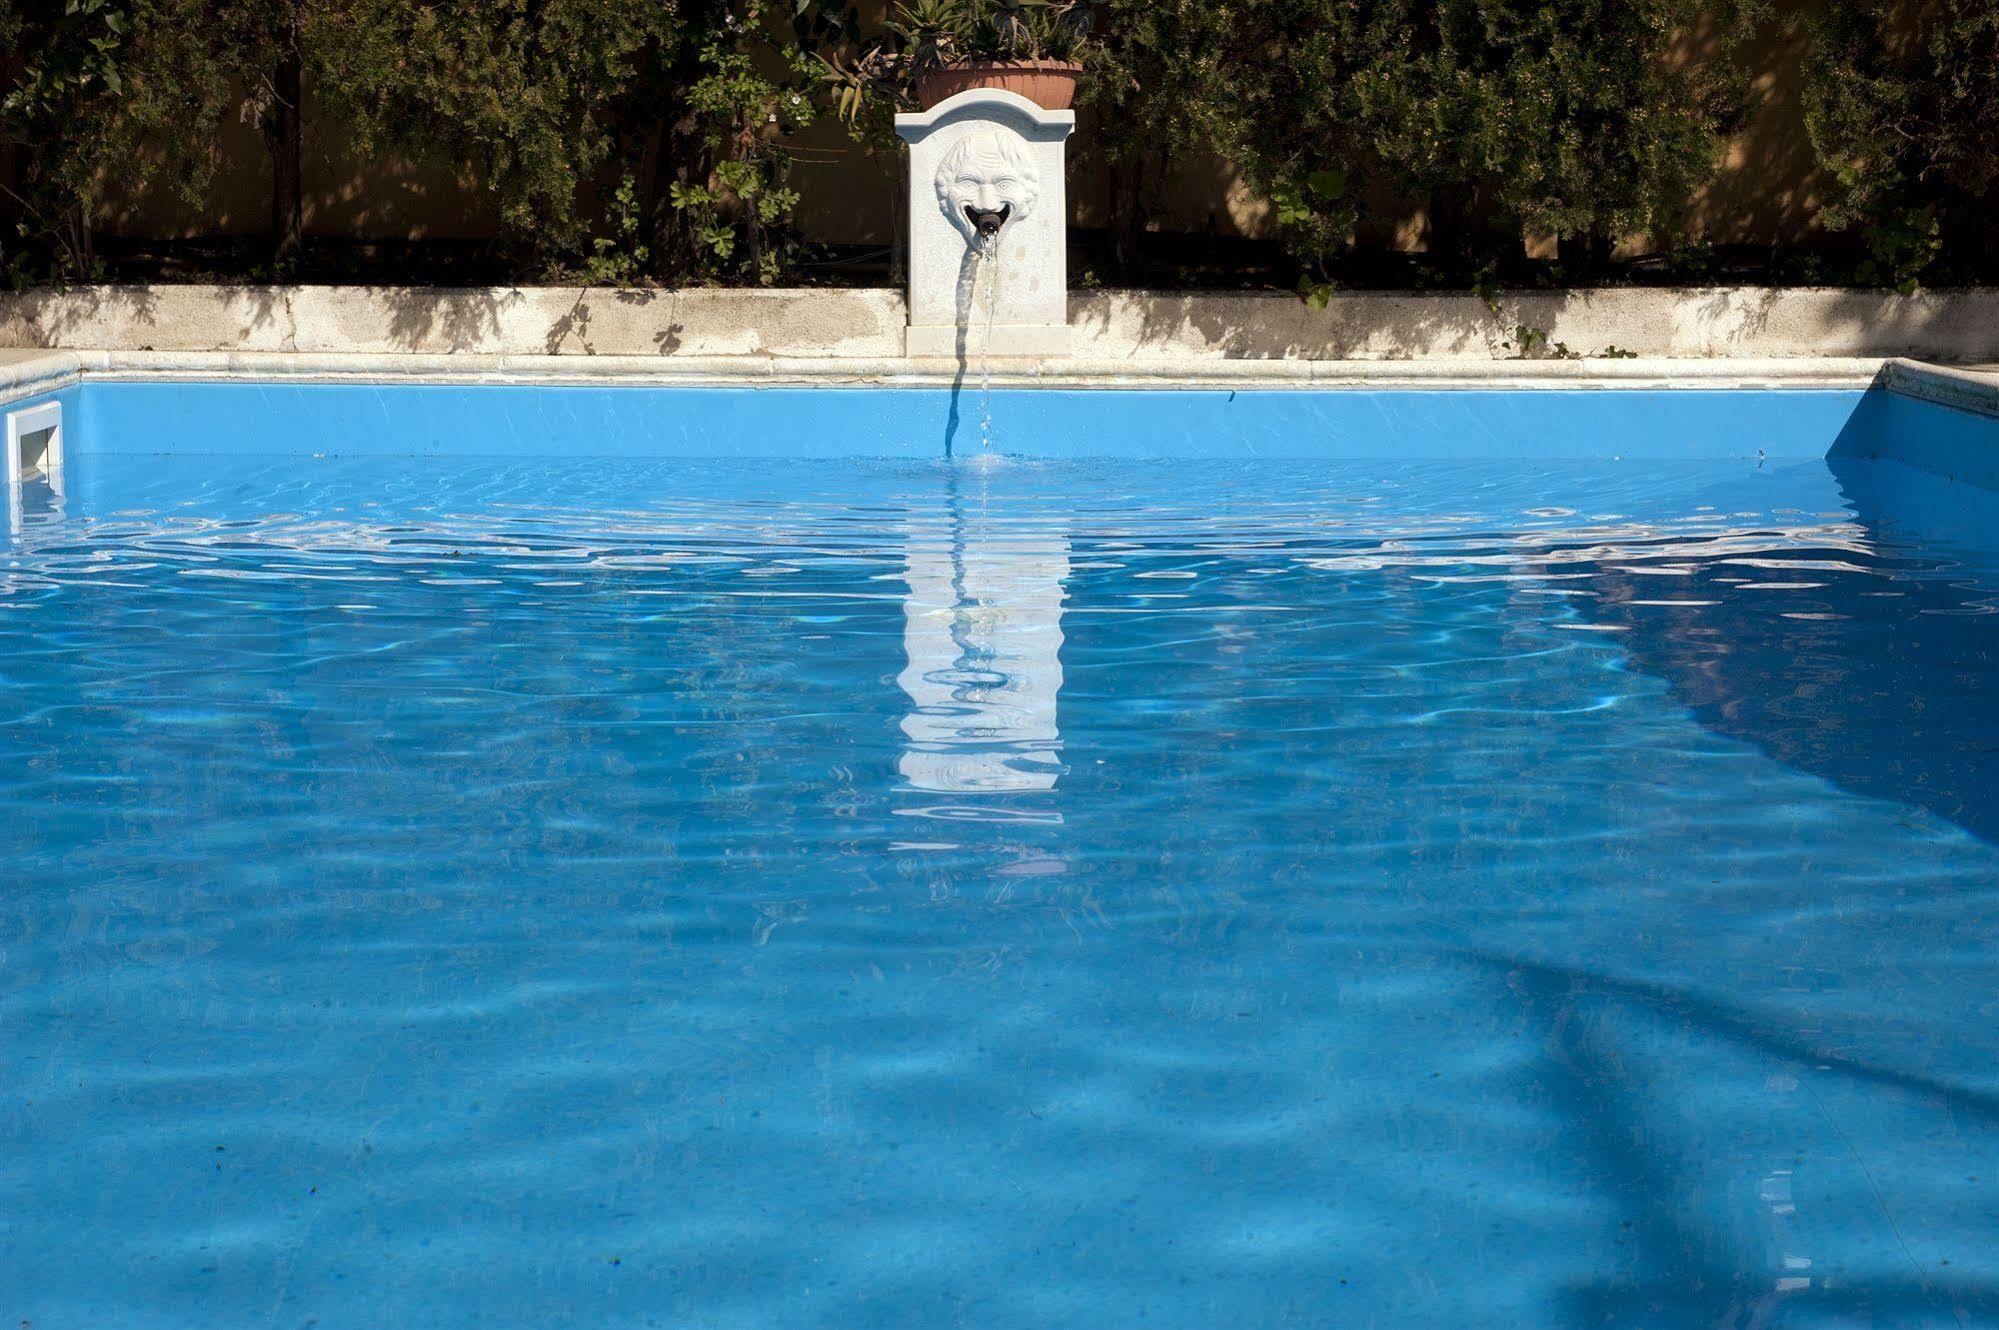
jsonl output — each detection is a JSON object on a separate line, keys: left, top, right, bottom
{"left": 2, "top": 418, "right": 1998, "bottom": 1326}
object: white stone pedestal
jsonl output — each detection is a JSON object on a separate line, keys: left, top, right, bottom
{"left": 895, "top": 89, "right": 1075, "bottom": 359}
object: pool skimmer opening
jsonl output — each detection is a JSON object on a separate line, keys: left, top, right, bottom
{"left": 5, "top": 400, "right": 62, "bottom": 491}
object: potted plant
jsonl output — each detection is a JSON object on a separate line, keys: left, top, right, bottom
{"left": 819, "top": 0, "right": 1099, "bottom": 121}
{"left": 915, "top": 0, "right": 1098, "bottom": 110}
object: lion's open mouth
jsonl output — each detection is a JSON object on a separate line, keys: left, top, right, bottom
{"left": 964, "top": 203, "right": 1013, "bottom": 237}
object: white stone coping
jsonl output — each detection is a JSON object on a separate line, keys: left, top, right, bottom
{"left": 0, "top": 348, "right": 1899, "bottom": 404}
{"left": 0, "top": 349, "right": 83, "bottom": 405}
{"left": 1879, "top": 359, "right": 1999, "bottom": 419}
{"left": 0, "top": 344, "right": 1988, "bottom": 407}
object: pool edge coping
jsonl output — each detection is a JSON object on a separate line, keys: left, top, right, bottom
{"left": 1880, "top": 359, "right": 1999, "bottom": 420}
{"left": 0, "top": 348, "right": 1921, "bottom": 404}
{"left": 5, "top": 349, "right": 1994, "bottom": 407}
{"left": 0, "top": 350, "right": 82, "bottom": 407}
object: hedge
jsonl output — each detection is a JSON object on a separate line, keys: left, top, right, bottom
{"left": 2, "top": 0, "right": 1996, "bottom": 290}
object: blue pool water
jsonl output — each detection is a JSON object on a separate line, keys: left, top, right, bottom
{"left": 3, "top": 386, "right": 1998, "bottom": 1328}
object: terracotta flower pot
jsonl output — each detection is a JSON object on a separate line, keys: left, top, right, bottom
{"left": 916, "top": 60, "right": 1083, "bottom": 112}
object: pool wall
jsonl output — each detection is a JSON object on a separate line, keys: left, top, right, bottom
{"left": 3, "top": 351, "right": 1998, "bottom": 480}
{"left": 63, "top": 382, "right": 1874, "bottom": 461}
{"left": 1832, "top": 393, "right": 1999, "bottom": 490}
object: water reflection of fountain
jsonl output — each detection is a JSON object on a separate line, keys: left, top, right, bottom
{"left": 898, "top": 476, "right": 1067, "bottom": 795}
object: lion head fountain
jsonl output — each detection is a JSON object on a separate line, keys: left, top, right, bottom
{"left": 896, "top": 88, "right": 1076, "bottom": 358}
{"left": 935, "top": 130, "right": 1042, "bottom": 245}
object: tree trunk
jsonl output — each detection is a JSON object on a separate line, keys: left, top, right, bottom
{"left": 1432, "top": 183, "right": 1530, "bottom": 279}
{"left": 645, "top": 70, "right": 711, "bottom": 281}
{"left": 636, "top": 118, "right": 667, "bottom": 275}
{"left": 1108, "top": 154, "right": 1145, "bottom": 283}
{"left": 745, "top": 181, "right": 764, "bottom": 283}
{"left": 889, "top": 150, "right": 906, "bottom": 288}
{"left": 268, "top": 6, "right": 304, "bottom": 268}
{"left": 67, "top": 201, "right": 95, "bottom": 275}
{"left": 0, "top": 139, "right": 18, "bottom": 268}
{"left": 1426, "top": 182, "right": 1473, "bottom": 279}
{"left": 1558, "top": 230, "right": 1614, "bottom": 282}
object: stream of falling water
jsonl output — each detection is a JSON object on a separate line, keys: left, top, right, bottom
{"left": 978, "top": 233, "right": 1001, "bottom": 450}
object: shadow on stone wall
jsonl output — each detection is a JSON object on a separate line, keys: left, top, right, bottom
{"left": 3, "top": 285, "right": 1997, "bottom": 360}
{"left": 1069, "top": 291, "right": 1503, "bottom": 360}
{"left": 378, "top": 286, "right": 521, "bottom": 354}
{"left": 1070, "top": 288, "right": 1999, "bottom": 361}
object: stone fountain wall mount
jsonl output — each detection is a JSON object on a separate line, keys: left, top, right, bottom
{"left": 895, "top": 88, "right": 1075, "bottom": 359}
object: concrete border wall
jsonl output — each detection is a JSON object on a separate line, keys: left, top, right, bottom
{"left": 3, "top": 285, "right": 1999, "bottom": 363}
{"left": 0, "top": 288, "right": 908, "bottom": 359}
{"left": 1074, "top": 289, "right": 1999, "bottom": 362}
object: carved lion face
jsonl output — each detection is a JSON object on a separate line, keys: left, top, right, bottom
{"left": 935, "top": 130, "right": 1041, "bottom": 244}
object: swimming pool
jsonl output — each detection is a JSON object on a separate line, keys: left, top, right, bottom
{"left": 4, "top": 380, "right": 1997, "bottom": 1328}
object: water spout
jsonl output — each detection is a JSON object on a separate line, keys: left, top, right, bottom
{"left": 965, "top": 203, "right": 1013, "bottom": 239}
{"left": 978, "top": 232, "right": 1001, "bottom": 449}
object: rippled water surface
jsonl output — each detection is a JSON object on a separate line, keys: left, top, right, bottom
{"left": 4, "top": 452, "right": 1999, "bottom": 1329}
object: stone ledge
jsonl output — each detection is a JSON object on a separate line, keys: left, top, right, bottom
{"left": 1070, "top": 288, "right": 1999, "bottom": 361}
{"left": 0, "top": 287, "right": 906, "bottom": 359}
{"left": 1881, "top": 358, "right": 1999, "bottom": 419}
{"left": 2, "top": 286, "right": 1998, "bottom": 363}
{"left": 0, "top": 350, "right": 82, "bottom": 408}
{"left": 64, "top": 349, "right": 1886, "bottom": 390}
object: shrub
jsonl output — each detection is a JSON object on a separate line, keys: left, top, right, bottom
{"left": 0, "top": 0, "right": 135, "bottom": 281}
{"left": 6, "top": 0, "right": 384, "bottom": 279}
{"left": 1084, "top": 0, "right": 1290, "bottom": 276}
{"left": 1802, "top": 0, "right": 1999, "bottom": 289}
{"left": 665, "top": 0, "right": 821, "bottom": 285}
{"left": 1393, "top": 0, "right": 1761, "bottom": 276}
{"left": 314, "top": 0, "right": 828, "bottom": 285}
{"left": 1086, "top": 0, "right": 1757, "bottom": 286}
{"left": 314, "top": 0, "right": 677, "bottom": 272}
{"left": 131, "top": 0, "right": 325, "bottom": 268}
{"left": 1, "top": 0, "right": 1994, "bottom": 289}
